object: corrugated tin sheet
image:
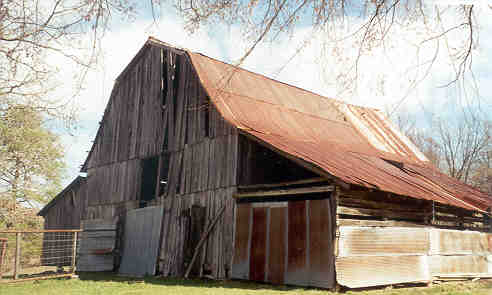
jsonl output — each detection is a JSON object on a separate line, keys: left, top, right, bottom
{"left": 429, "top": 229, "right": 491, "bottom": 255}
{"left": 337, "top": 226, "right": 492, "bottom": 287}
{"left": 430, "top": 255, "right": 489, "bottom": 275}
{"left": 338, "top": 226, "right": 429, "bottom": 257}
{"left": 188, "top": 51, "right": 492, "bottom": 212}
{"left": 119, "top": 206, "right": 163, "bottom": 277}
{"left": 336, "top": 255, "right": 429, "bottom": 288}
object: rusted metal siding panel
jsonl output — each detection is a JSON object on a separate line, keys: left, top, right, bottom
{"left": 231, "top": 204, "right": 251, "bottom": 280}
{"left": 430, "top": 255, "right": 489, "bottom": 275}
{"left": 249, "top": 207, "right": 267, "bottom": 282}
{"left": 309, "top": 199, "right": 335, "bottom": 289}
{"left": 267, "top": 207, "right": 286, "bottom": 285}
{"left": 429, "top": 229, "right": 490, "bottom": 255}
{"left": 338, "top": 226, "right": 429, "bottom": 257}
{"left": 286, "top": 200, "right": 308, "bottom": 286}
{"left": 336, "top": 255, "right": 429, "bottom": 288}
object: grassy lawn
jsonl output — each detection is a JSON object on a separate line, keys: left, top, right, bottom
{"left": 1, "top": 273, "right": 491, "bottom": 295}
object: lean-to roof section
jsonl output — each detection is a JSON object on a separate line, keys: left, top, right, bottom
{"left": 187, "top": 51, "right": 491, "bottom": 212}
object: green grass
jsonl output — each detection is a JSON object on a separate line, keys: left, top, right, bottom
{"left": 1, "top": 273, "right": 491, "bottom": 295}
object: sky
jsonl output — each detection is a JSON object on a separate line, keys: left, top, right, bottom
{"left": 56, "top": 3, "right": 492, "bottom": 187}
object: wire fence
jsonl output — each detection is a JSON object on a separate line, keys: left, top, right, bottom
{"left": 0, "top": 230, "right": 81, "bottom": 283}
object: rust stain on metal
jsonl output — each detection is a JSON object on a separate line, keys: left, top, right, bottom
{"left": 231, "top": 204, "right": 251, "bottom": 280}
{"left": 430, "top": 229, "right": 490, "bottom": 255}
{"left": 249, "top": 207, "right": 267, "bottom": 282}
{"left": 336, "top": 255, "right": 429, "bottom": 288}
{"left": 309, "top": 199, "right": 335, "bottom": 288}
{"left": 187, "top": 52, "right": 492, "bottom": 212}
{"left": 430, "top": 255, "right": 489, "bottom": 275}
{"left": 267, "top": 207, "right": 286, "bottom": 285}
{"left": 338, "top": 226, "right": 429, "bottom": 257}
{"left": 286, "top": 200, "right": 308, "bottom": 285}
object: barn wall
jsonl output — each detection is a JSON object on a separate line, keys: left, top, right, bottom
{"left": 43, "top": 179, "right": 88, "bottom": 230}
{"left": 334, "top": 186, "right": 492, "bottom": 288}
{"left": 79, "top": 42, "right": 239, "bottom": 277}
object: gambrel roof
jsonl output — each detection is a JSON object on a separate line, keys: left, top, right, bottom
{"left": 83, "top": 37, "right": 492, "bottom": 213}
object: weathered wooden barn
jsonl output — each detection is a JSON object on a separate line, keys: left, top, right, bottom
{"left": 40, "top": 37, "right": 492, "bottom": 289}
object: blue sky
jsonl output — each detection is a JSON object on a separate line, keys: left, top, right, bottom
{"left": 56, "top": 3, "right": 492, "bottom": 186}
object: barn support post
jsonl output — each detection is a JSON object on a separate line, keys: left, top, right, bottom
{"left": 14, "top": 232, "right": 21, "bottom": 280}
{"left": 0, "top": 238, "right": 7, "bottom": 279}
{"left": 71, "top": 231, "right": 78, "bottom": 273}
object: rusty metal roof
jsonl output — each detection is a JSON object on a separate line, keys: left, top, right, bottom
{"left": 188, "top": 51, "right": 492, "bottom": 212}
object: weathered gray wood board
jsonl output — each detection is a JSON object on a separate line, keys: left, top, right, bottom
{"left": 77, "top": 219, "right": 117, "bottom": 272}
{"left": 119, "top": 206, "right": 163, "bottom": 277}
{"left": 43, "top": 177, "right": 88, "bottom": 230}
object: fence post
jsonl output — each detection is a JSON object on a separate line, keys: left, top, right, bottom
{"left": 71, "top": 232, "right": 78, "bottom": 273}
{"left": 14, "top": 232, "right": 21, "bottom": 280}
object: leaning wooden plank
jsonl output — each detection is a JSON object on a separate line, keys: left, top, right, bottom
{"left": 234, "top": 185, "right": 334, "bottom": 198}
{"left": 184, "top": 205, "right": 226, "bottom": 278}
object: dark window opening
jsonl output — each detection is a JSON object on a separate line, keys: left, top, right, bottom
{"left": 237, "top": 135, "right": 319, "bottom": 186}
{"left": 159, "top": 154, "right": 170, "bottom": 196}
{"left": 140, "top": 156, "right": 159, "bottom": 207}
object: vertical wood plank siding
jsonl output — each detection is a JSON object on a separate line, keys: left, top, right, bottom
{"left": 75, "top": 43, "right": 239, "bottom": 278}
{"left": 43, "top": 178, "right": 88, "bottom": 230}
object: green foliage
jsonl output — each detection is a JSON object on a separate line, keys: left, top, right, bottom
{"left": 0, "top": 105, "right": 65, "bottom": 227}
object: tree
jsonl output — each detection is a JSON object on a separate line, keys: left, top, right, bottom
{"left": 394, "top": 109, "right": 491, "bottom": 193}
{"left": 168, "top": 1, "right": 483, "bottom": 99}
{"left": 0, "top": 0, "right": 136, "bottom": 124}
{"left": 0, "top": 105, "right": 65, "bottom": 210}
{"left": 2, "top": 1, "right": 486, "bottom": 107}
{"left": 436, "top": 115, "right": 491, "bottom": 184}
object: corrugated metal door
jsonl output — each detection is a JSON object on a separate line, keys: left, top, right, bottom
{"left": 231, "top": 195, "right": 334, "bottom": 289}
{"left": 119, "top": 206, "right": 163, "bottom": 276}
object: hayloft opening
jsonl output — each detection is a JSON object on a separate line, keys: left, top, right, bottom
{"left": 140, "top": 156, "right": 159, "bottom": 207}
{"left": 237, "top": 135, "right": 319, "bottom": 186}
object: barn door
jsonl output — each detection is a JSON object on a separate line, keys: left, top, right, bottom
{"left": 119, "top": 206, "right": 163, "bottom": 276}
{"left": 231, "top": 196, "right": 335, "bottom": 288}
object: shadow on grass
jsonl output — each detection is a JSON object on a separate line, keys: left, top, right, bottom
{"left": 76, "top": 272, "right": 319, "bottom": 292}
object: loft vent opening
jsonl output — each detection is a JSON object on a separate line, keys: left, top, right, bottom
{"left": 140, "top": 156, "right": 159, "bottom": 207}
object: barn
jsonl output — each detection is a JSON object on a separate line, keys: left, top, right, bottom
{"left": 39, "top": 37, "right": 492, "bottom": 289}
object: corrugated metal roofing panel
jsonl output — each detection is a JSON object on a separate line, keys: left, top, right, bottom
{"left": 187, "top": 50, "right": 492, "bottom": 212}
